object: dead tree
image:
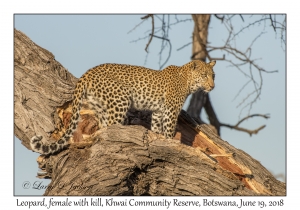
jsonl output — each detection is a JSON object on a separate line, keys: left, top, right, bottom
{"left": 14, "top": 29, "right": 285, "bottom": 196}
{"left": 136, "top": 14, "right": 285, "bottom": 136}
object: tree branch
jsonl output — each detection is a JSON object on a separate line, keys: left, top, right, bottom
{"left": 220, "top": 123, "right": 266, "bottom": 137}
{"left": 205, "top": 16, "right": 279, "bottom": 116}
{"left": 239, "top": 15, "right": 244, "bottom": 22}
{"left": 127, "top": 18, "right": 147, "bottom": 34}
{"left": 150, "top": 34, "right": 172, "bottom": 69}
{"left": 141, "top": 14, "right": 154, "bottom": 53}
{"left": 177, "top": 41, "right": 192, "bottom": 51}
{"left": 214, "top": 14, "right": 224, "bottom": 23}
{"left": 235, "top": 114, "right": 270, "bottom": 127}
{"left": 269, "top": 14, "right": 276, "bottom": 32}
{"left": 220, "top": 114, "right": 270, "bottom": 136}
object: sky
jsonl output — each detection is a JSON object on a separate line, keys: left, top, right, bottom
{"left": 13, "top": 14, "right": 286, "bottom": 196}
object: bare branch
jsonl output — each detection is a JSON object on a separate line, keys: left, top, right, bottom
{"left": 220, "top": 123, "right": 266, "bottom": 136}
{"left": 143, "top": 48, "right": 150, "bottom": 66}
{"left": 204, "top": 16, "right": 280, "bottom": 117}
{"left": 127, "top": 18, "right": 147, "bottom": 34}
{"left": 205, "top": 38, "right": 275, "bottom": 116}
{"left": 168, "top": 16, "right": 192, "bottom": 27}
{"left": 177, "top": 41, "right": 192, "bottom": 51}
{"left": 226, "top": 60, "right": 252, "bottom": 78}
{"left": 220, "top": 113, "right": 269, "bottom": 136}
{"left": 150, "top": 34, "right": 172, "bottom": 69}
{"left": 141, "top": 14, "right": 152, "bottom": 20}
{"left": 269, "top": 14, "right": 276, "bottom": 32}
{"left": 227, "top": 15, "right": 236, "bottom": 21}
{"left": 131, "top": 15, "right": 188, "bottom": 69}
{"left": 143, "top": 16, "right": 192, "bottom": 35}
{"left": 269, "top": 14, "right": 286, "bottom": 50}
{"left": 232, "top": 79, "right": 252, "bottom": 102}
{"left": 142, "top": 14, "right": 154, "bottom": 53}
{"left": 231, "top": 15, "right": 286, "bottom": 50}
{"left": 235, "top": 113, "right": 270, "bottom": 127}
{"left": 280, "top": 16, "right": 286, "bottom": 50}
{"left": 236, "top": 89, "right": 258, "bottom": 109}
{"left": 247, "top": 31, "right": 267, "bottom": 53}
{"left": 232, "top": 16, "right": 269, "bottom": 40}
{"left": 214, "top": 15, "right": 224, "bottom": 23}
{"left": 158, "top": 15, "right": 168, "bottom": 68}
{"left": 239, "top": 15, "right": 244, "bottom": 22}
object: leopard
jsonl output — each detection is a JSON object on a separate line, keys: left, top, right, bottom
{"left": 30, "top": 60, "right": 216, "bottom": 155}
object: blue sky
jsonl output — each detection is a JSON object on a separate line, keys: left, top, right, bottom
{"left": 14, "top": 14, "right": 285, "bottom": 196}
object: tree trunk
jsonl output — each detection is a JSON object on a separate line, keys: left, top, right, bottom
{"left": 187, "top": 14, "right": 221, "bottom": 135}
{"left": 14, "top": 28, "right": 286, "bottom": 196}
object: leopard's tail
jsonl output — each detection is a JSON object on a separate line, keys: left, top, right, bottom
{"left": 30, "top": 78, "right": 86, "bottom": 155}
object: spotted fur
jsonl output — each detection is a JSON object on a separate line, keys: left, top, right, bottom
{"left": 31, "top": 60, "right": 216, "bottom": 155}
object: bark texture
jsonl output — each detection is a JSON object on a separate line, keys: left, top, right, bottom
{"left": 14, "top": 29, "right": 78, "bottom": 149}
{"left": 14, "top": 28, "right": 286, "bottom": 196}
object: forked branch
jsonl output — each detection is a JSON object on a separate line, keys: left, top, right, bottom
{"left": 220, "top": 114, "right": 270, "bottom": 136}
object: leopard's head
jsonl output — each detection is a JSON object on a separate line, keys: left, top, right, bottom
{"left": 186, "top": 60, "right": 216, "bottom": 94}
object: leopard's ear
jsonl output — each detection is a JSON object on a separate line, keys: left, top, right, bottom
{"left": 209, "top": 60, "right": 216, "bottom": 67}
{"left": 185, "top": 60, "right": 197, "bottom": 70}
{"left": 192, "top": 60, "right": 197, "bottom": 69}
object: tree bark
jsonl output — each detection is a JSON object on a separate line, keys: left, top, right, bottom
{"left": 14, "top": 28, "right": 286, "bottom": 196}
{"left": 14, "top": 29, "right": 78, "bottom": 150}
{"left": 187, "top": 14, "right": 221, "bottom": 135}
